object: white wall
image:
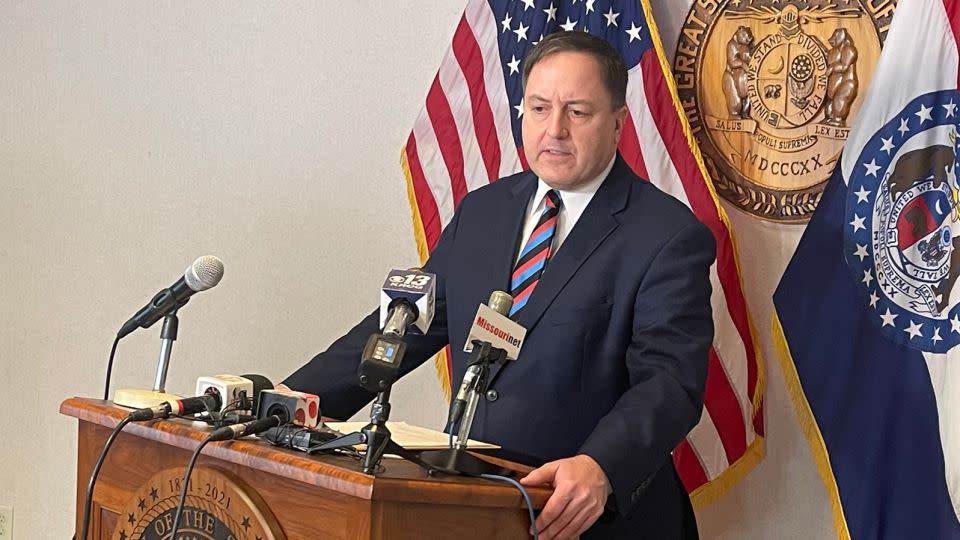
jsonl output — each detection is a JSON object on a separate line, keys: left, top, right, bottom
{"left": 0, "top": 2, "right": 833, "bottom": 538}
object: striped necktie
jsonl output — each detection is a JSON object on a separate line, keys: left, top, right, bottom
{"left": 510, "top": 189, "right": 562, "bottom": 317}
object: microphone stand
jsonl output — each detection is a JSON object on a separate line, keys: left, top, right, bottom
{"left": 153, "top": 306, "right": 182, "bottom": 393}
{"left": 313, "top": 327, "right": 436, "bottom": 474}
{"left": 419, "top": 341, "right": 511, "bottom": 476}
{"left": 113, "top": 302, "right": 189, "bottom": 409}
{"left": 312, "top": 384, "right": 436, "bottom": 474}
{"left": 360, "top": 387, "right": 393, "bottom": 474}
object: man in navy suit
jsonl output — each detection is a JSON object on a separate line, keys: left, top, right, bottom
{"left": 284, "top": 32, "right": 714, "bottom": 539}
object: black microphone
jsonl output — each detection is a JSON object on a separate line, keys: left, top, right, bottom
{"left": 127, "top": 393, "right": 221, "bottom": 421}
{"left": 357, "top": 269, "right": 438, "bottom": 392}
{"left": 208, "top": 415, "right": 285, "bottom": 442}
{"left": 117, "top": 255, "right": 225, "bottom": 339}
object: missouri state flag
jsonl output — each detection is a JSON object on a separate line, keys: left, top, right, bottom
{"left": 773, "top": 0, "right": 960, "bottom": 537}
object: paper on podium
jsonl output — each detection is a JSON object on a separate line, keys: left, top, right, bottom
{"left": 325, "top": 421, "right": 499, "bottom": 450}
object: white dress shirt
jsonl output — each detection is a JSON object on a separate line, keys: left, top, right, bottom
{"left": 514, "top": 156, "right": 616, "bottom": 265}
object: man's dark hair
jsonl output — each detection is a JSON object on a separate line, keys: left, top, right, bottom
{"left": 522, "top": 31, "right": 628, "bottom": 110}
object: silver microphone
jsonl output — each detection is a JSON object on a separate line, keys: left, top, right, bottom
{"left": 117, "top": 255, "right": 225, "bottom": 339}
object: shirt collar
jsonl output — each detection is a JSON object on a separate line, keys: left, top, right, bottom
{"left": 531, "top": 155, "right": 616, "bottom": 213}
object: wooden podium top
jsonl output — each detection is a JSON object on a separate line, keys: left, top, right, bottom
{"left": 61, "top": 397, "right": 551, "bottom": 510}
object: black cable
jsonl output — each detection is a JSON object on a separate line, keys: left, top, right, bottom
{"left": 448, "top": 420, "right": 456, "bottom": 448}
{"left": 102, "top": 335, "right": 121, "bottom": 400}
{"left": 194, "top": 398, "right": 244, "bottom": 427}
{"left": 78, "top": 415, "right": 133, "bottom": 540}
{"left": 479, "top": 473, "right": 538, "bottom": 540}
{"left": 219, "top": 398, "right": 250, "bottom": 424}
{"left": 169, "top": 435, "right": 214, "bottom": 539}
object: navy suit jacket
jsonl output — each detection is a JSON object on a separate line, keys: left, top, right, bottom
{"left": 285, "top": 156, "right": 715, "bottom": 538}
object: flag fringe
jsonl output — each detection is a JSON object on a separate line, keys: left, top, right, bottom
{"left": 402, "top": 146, "right": 453, "bottom": 400}
{"left": 748, "top": 309, "right": 766, "bottom": 421}
{"left": 771, "top": 312, "right": 852, "bottom": 540}
{"left": 689, "top": 434, "right": 765, "bottom": 508}
{"left": 401, "top": 146, "right": 431, "bottom": 264}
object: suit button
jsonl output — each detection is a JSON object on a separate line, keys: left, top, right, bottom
{"left": 485, "top": 389, "right": 499, "bottom": 402}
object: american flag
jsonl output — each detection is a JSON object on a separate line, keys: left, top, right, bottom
{"left": 400, "top": 0, "right": 764, "bottom": 503}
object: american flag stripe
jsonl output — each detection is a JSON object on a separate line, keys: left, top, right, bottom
{"left": 684, "top": 395, "right": 729, "bottom": 478}
{"left": 618, "top": 111, "right": 649, "bottom": 179}
{"left": 426, "top": 77, "right": 471, "bottom": 206}
{"left": 412, "top": 111, "right": 456, "bottom": 228}
{"left": 438, "top": 45, "right": 492, "bottom": 193}
{"left": 401, "top": 0, "right": 764, "bottom": 502}
{"left": 452, "top": 16, "right": 502, "bottom": 182}
{"left": 673, "top": 438, "right": 710, "bottom": 491}
{"left": 709, "top": 268, "right": 753, "bottom": 430}
{"left": 627, "top": 69, "right": 686, "bottom": 203}
{"left": 705, "top": 348, "right": 749, "bottom": 464}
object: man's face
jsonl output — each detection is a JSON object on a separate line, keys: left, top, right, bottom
{"left": 522, "top": 51, "right": 627, "bottom": 191}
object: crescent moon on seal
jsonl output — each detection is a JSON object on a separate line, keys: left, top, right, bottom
{"left": 768, "top": 57, "right": 785, "bottom": 75}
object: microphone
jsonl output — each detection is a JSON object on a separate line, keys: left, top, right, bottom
{"left": 127, "top": 393, "right": 221, "bottom": 421}
{"left": 257, "top": 388, "right": 321, "bottom": 428}
{"left": 208, "top": 415, "right": 285, "bottom": 442}
{"left": 379, "top": 269, "right": 436, "bottom": 336}
{"left": 450, "top": 291, "right": 522, "bottom": 424}
{"left": 357, "top": 269, "right": 437, "bottom": 392}
{"left": 117, "top": 255, "right": 225, "bottom": 339}
{"left": 461, "top": 290, "right": 526, "bottom": 359}
{"left": 128, "top": 373, "right": 272, "bottom": 421}
{"left": 418, "top": 290, "right": 522, "bottom": 476}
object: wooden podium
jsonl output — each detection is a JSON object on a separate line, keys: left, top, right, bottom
{"left": 62, "top": 398, "right": 550, "bottom": 539}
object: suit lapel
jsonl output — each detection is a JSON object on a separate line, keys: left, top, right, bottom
{"left": 513, "top": 158, "right": 631, "bottom": 333}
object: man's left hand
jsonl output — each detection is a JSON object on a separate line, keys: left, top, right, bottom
{"left": 519, "top": 454, "right": 610, "bottom": 539}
